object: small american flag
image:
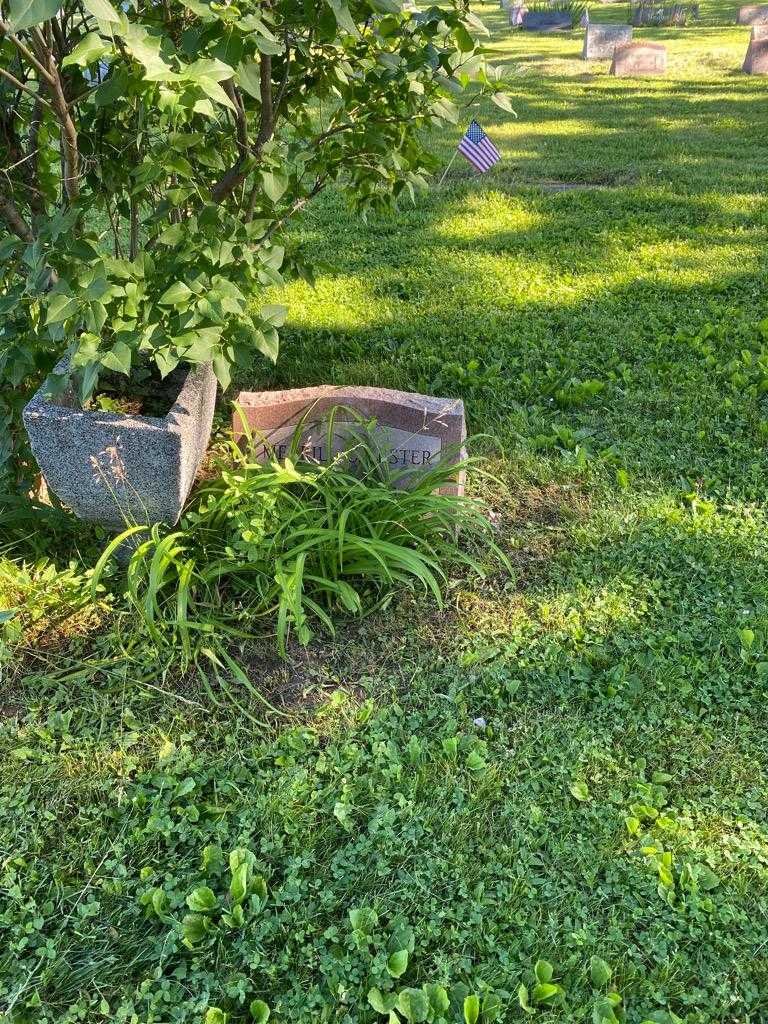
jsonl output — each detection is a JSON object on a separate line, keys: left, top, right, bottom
{"left": 458, "top": 120, "right": 501, "bottom": 173}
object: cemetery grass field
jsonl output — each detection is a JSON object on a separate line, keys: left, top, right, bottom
{"left": 4, "top": 2, "right": 768, "bottom": 1021}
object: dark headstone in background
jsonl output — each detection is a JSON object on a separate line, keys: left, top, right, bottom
{"left": 521, "top": 10, "right": 573, "bottom": 31}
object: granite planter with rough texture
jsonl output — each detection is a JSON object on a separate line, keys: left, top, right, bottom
{"left": 23, "top": 354, "right": 216, "bottom": 530}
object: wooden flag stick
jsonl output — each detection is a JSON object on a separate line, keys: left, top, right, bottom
{"left": 437, "top": 147, "right": 460, "bottom": 186}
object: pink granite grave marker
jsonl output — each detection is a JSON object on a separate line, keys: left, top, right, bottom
{"left": 233, "top": 386, "right": 467, "bottom": 495}
{"left": 737, "top": 4, "right": 768, "bottom": 23}
{"left": 743, "top": 24, "right": 768, "bottom": 70}
{"left": 610, "top": 40, "right": 667, "bottom": 75}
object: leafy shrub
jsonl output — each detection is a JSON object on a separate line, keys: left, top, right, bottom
{"left": 92, "top": 421, "right": 507, "bottom": 659}
{"left": 0, "top": 0, "right": 513, "bottom": 485}
{"left": 526, "top": 0, "right": 586, "bottom": 20}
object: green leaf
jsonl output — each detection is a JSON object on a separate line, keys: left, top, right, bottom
{"left": 159, "top": 281, "right": 193, "bottom": 306}
{"left": 463, "top": 994, "right": 480, "bottom": 1024}
{"left": 45, "top": 293, "right": 79, "bottom": 325}
{"left": 205, "top": 1010, "right": 227, "bottom": 1024}
{"left": 517, "top": 984, "right": 533, "bottom": 1014}
{"left": 62, "top": 32, "right": 110, "bottom": 67}
{"left": 8, "top": 0, "right": 59, "bottom": 31}
{"left": 261, "top": 169, "right": 289, "bottom": 203}
{"left": 349, "top": 906, "right": 378, "bottom": 935}
{"left": 491, "top": 91, "right": 516, "bottom": 115}
{"left": 237, "top": 60, "right": 262, "bottom": 100}
{"left": 625, "top": 815, "right": 641, "bottom": 835}
{"left": 253, "top": 328, "right": 279, "bottom": 363}
{"left": 368, "top": 988, "right": 397, "bottom": 1014}
{"left": 122, "top": 22, "right": 174, "bottom": 79}
{"left": 212, "top": 353, "right": 232, "bottom": 391}
{"left": 396, "top": 988, "right": 429, "bottom": 1023}
{"left": 569, "top": 780, "right": 590, "bottom": 802}
{"left": 532, "top": 983, "right": 562, "bottom": 1005}
{"left": 186, "top": 57, "right": 235, "bottom": 82}
{"left": 453, "top": 25, "right": 475, "bottom": 52}
{"left": 481, "top": 992, "right": 502, "bottom": 1022}
{"left": 534, "top": 960, "right": 554, "bottom": 984}
{"left": 82, "top": 0, "right": 121, "bottom": 22}
{"left": 590, "top": 956, "right": 612, "bottom": 988}
{"left": 425, "top": 984, "right": 449, "bottom": 1014}
{"left": 389, "top": 922, "right": 415, "bottom": 954}
{"left": 249, "top": 999, "right": 270, "bottom": 1023}
{"left": 230, "top": 862, "right": 249, "bottom": 905}
{"left": 100, "top": 341, "right": 132, "bottom": 376}
{"left": 181, "top": 913, "right": 210, "bottom": 947}
{"left": 196, "top": 76, "right": 238, "bottom": 111}
{"left": 260, "top": 303, "right": 288, "bottom": 327}
{"left": 186, "top": 886, "right": 217, "bottom": 912}
{"left": 155, "top": 348, "right": 180, "bottom": 379}
{"left": 254, "top": 35, "right": 285, "bottom": 55}
{"left": 387, "top": 949, "right": 408, "bottom": 978}
{"left": 202, "top": 844, "right": 225, "bottom": 873}
{"left": 327, "top": 0, "right": 359, "bottom": 35}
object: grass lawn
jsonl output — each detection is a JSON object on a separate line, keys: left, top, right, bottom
{"left": 3, "top": 3, "right": 768, "bottom": 1022}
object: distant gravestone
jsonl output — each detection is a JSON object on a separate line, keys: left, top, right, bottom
{"left": 743, "top": 24, "right": 768, "bottom": 70}
{"left": 610, "top": 40, "right": 667, "bottom": 75}
{"left": 630, "top": 0, "right": 697, "bottom": 23}
{"left": 582, "top": 23, "right": 633, "bottom": 59}
{"left": 521, "top": 9, "right": 573, "bottom": 30}
{"left": 737, "top": 4, "right": 768, "bottom": 22}
{"left": 233, "top": 386, "right": 467, "bottom": 495}
{"left": 509, "top": 4, "right": 528, "bottom": 24}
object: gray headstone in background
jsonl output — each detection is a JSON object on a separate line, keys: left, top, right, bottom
{"left": 737, "top": 3, "right": 768, "bottom": 22}
{"left": 509, "top": 3, "right": 528, "bottom": 24}
{"left": 521, "top": 9, "right": 573, "bottom": 30}
{"left": 233, "top": 386, "right": 467, "bottom": 496}
{"left": 582, "top": 23, "right": 633, "bottom": 58}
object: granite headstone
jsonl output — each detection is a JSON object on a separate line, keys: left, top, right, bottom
{"left": 521, "top": 9, "right": 573, "bottom": 30}
{"left": 743, "top": 23, "right": 768, "bottom": 70}
{"left": 737, "top": 4, "right": 768, "bottom": 22}
{"left": 582, "top": 23, "right": 633, "bottom": 58}
{"left": 233, "top": 386, "right": 467, "bottom": 495}
{"left": 610, "top": 40, "right": 667, "bottom": 75}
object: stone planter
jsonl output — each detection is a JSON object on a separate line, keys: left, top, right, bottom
{"left": 23, "top": 354, "right": 217, "bottom": 530}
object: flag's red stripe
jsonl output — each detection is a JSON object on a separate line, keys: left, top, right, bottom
{"left": 476, "top": 137, "right": 501, "bottom": 161}
{"left": 457, "top": 125, "right": 501, "bottom": 172}
{"left": 458, "top": 139, "right": 499, "bottom": 171}
{"left": 458, "top": 141, "right": 484, "bottom": 170}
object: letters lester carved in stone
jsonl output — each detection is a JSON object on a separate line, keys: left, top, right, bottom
{"left": 233, "top": 386, "right": 467, "bottom": 495}
{"left": 582, "top": 23, "right": 633, "bottom": 59}
{"left": 610, "top": 40, "right": 667, "bottom": 75}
